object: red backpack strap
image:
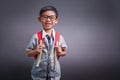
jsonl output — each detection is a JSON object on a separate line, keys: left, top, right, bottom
{"left": 55, "top": 32, "right": 60, "bottom": 59}
{"left": 34, "top": 31, "right": 44, "bottom": 59}
{"left": 55, "top": 32, "right": 60, "bottom": 46}
{"left": 37, "top": 31, "right": 44, "bottom": 45}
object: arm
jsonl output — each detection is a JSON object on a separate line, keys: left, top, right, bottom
{"left": 55, "top": 35, "right": 67, "bottom": 57}
{"left": 55, "top": 46, "right": 67, "bottom": 57}
{"left": 27, "top": 44, "right": 44, "bottom": 57}
{"left": 60, "top": 48, "right": 67, "bottom": 56}
{"left": 27, "top": 49, "right": 38, "bottom": 57}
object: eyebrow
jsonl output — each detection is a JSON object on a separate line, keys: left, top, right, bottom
{"left": 41, "top": 15, "right": 56, "bottom": 16}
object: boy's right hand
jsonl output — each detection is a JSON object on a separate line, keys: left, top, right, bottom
{"left": 36, "top": 40, "right": 44, "bottom": 54}
{"left": 27, "top": 40, "right": 44, "bottom": 57}
{"left": 27, "top": 44, "right": 44, "bottom": 57}
{"left": 36, "top": 44, "right": 44, "bottom": 53}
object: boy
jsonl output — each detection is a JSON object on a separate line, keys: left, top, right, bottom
{"left": 26, "top": 5, "right": 67, "bottom": 80}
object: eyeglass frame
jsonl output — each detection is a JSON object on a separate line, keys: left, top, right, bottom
{"left": 40, "top": 15, "right": 57, "bottom": 20}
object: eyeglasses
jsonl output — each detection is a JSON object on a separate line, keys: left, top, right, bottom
{"left": 41, "top": 15, "right": 57, "bottom": 20}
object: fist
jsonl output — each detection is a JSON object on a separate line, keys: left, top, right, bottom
{"left": 36, "top": 40, "right": 44, "bottom": 53}
{"left": 36, "top": 45, "right": 44, "bottom": 53}
{"left": 55, "top": 46, "right": 62, "bottom": 54}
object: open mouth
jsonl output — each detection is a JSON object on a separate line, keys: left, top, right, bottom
{"left": 45, "top": 23, "right": 51, "bottom": 27}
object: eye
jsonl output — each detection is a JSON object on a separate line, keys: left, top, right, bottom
{"left": 42, "top": 15, "right": 48, "bottom": 18}
{"left": 41, "top": 15, "right": 57, "bottom": 20}
{"left": 49, "top": 16, "right": 56, "bottom": 20}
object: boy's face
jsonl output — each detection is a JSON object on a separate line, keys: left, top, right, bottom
{"left": 38, "top": 10, "right": 58, "bottom": 31}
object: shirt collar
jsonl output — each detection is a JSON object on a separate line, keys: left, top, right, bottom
{"left": 42, "top": 29, "right": 56, "bottom": 40}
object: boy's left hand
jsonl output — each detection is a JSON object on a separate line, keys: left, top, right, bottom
{"left": 55, "top": 46, "right": 62, "bottom": 55}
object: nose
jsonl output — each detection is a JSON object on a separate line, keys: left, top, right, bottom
{"left": 46, "top": 17, "right": 51, "bottom": 21}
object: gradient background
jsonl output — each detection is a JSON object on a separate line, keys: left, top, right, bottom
{"left": 0, "top": 0, "right": 120, "bottom": 80}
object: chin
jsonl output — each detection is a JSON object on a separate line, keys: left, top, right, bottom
{"left": 44, "top": 28, "right": 52, "bottom": 30}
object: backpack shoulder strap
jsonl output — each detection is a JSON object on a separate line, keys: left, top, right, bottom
{"left": 54, "top": 32, "right": 60, "bottom": 68}
{"left": 37, "top": 31, "right": 44, "bottom": 45}
{"left": 38, "top": 31, "right": 60, "bottom": 46}
{"left": 55, "top": 32, "right": 60, "bottom": 46}
{"left": 34, "top": 31, "right": 44, "bottom": 59}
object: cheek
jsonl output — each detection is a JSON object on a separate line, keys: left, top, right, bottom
{"left": 53, "top": 20, "right": 58, "bottom": 24}
{"left": 40, "top": 20, "right": 45, "bottom": 24}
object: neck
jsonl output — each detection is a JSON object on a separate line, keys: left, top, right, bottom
{"left": 45, "top": 29, "right": 53, "bottom": 37}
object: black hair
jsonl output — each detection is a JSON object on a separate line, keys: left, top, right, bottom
{"left": 39, "top": 5, "right": 58, "bottom": 18}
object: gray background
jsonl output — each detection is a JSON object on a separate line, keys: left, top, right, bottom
{"left": 0, "top": 0, "right": 120, "bottom": 80}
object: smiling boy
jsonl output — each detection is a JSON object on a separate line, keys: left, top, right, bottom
{"left": 26, "top": 6, "right": 67, "bottom": 80}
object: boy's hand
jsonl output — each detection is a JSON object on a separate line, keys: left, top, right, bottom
{"left": 36, "top": 40, "right": 44, "bottom": 53}
{"left": 55, "top": 46, "right": 62, "bottom": 55}
{"left": 36, "top": 44, "right": 44, "bottom": 53}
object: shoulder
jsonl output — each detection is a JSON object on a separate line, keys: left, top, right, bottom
{"left": 32, "top": 33, "right": 38, "bottom": 38}
{"left": 55, "top": 32, "right": 62, "bottom": 36}
{"left": 56, "top": 32, "right": 65, "bottom": 41}
{"left": 29, "top": 32, "right": 39, "bottom": 41}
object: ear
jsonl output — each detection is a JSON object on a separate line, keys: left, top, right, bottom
{"left": 55, "top": 18, "right": 59, "bottom": 24}
{"left": 38, "top": 16, "right": 41, "bottom": 22}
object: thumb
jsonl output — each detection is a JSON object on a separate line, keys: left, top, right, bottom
{"left": 40, "top": 40, "right": 42, "bottom": 46}
{"left": 40, "top": 40, "right": 45, "bottom": 48}
{"left": 55, "top": 41, "right": 59, "bottom": 47}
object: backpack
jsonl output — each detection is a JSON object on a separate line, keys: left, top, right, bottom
{"left": 34, "top": 31, "right": 60, "bottom": 59}
{"left": 35, "top": 31, "right": 60, "bottom": 68}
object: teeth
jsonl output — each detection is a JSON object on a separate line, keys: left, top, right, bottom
{"left": 45, "top": 23, "right": 51, "bottom": 26}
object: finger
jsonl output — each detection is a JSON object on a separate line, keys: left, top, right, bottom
{"left": 56, "top": 41, "right": 59, "bottom": 46}
{"left": 40, "top": 40, "right": 42, "bottom": 46}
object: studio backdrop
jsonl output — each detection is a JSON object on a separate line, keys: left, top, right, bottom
{"left": 0, "top": 0, "right": 120, "bottom": 80}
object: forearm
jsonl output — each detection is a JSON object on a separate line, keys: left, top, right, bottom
{"left": 57, "top": 48, "right": 67, "bottom": 57}
{"left": 27, "top": 44, "right": 43, "bottom": 57}
{"left": 27, "top": 49, "right": 38, "bottom": 57}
